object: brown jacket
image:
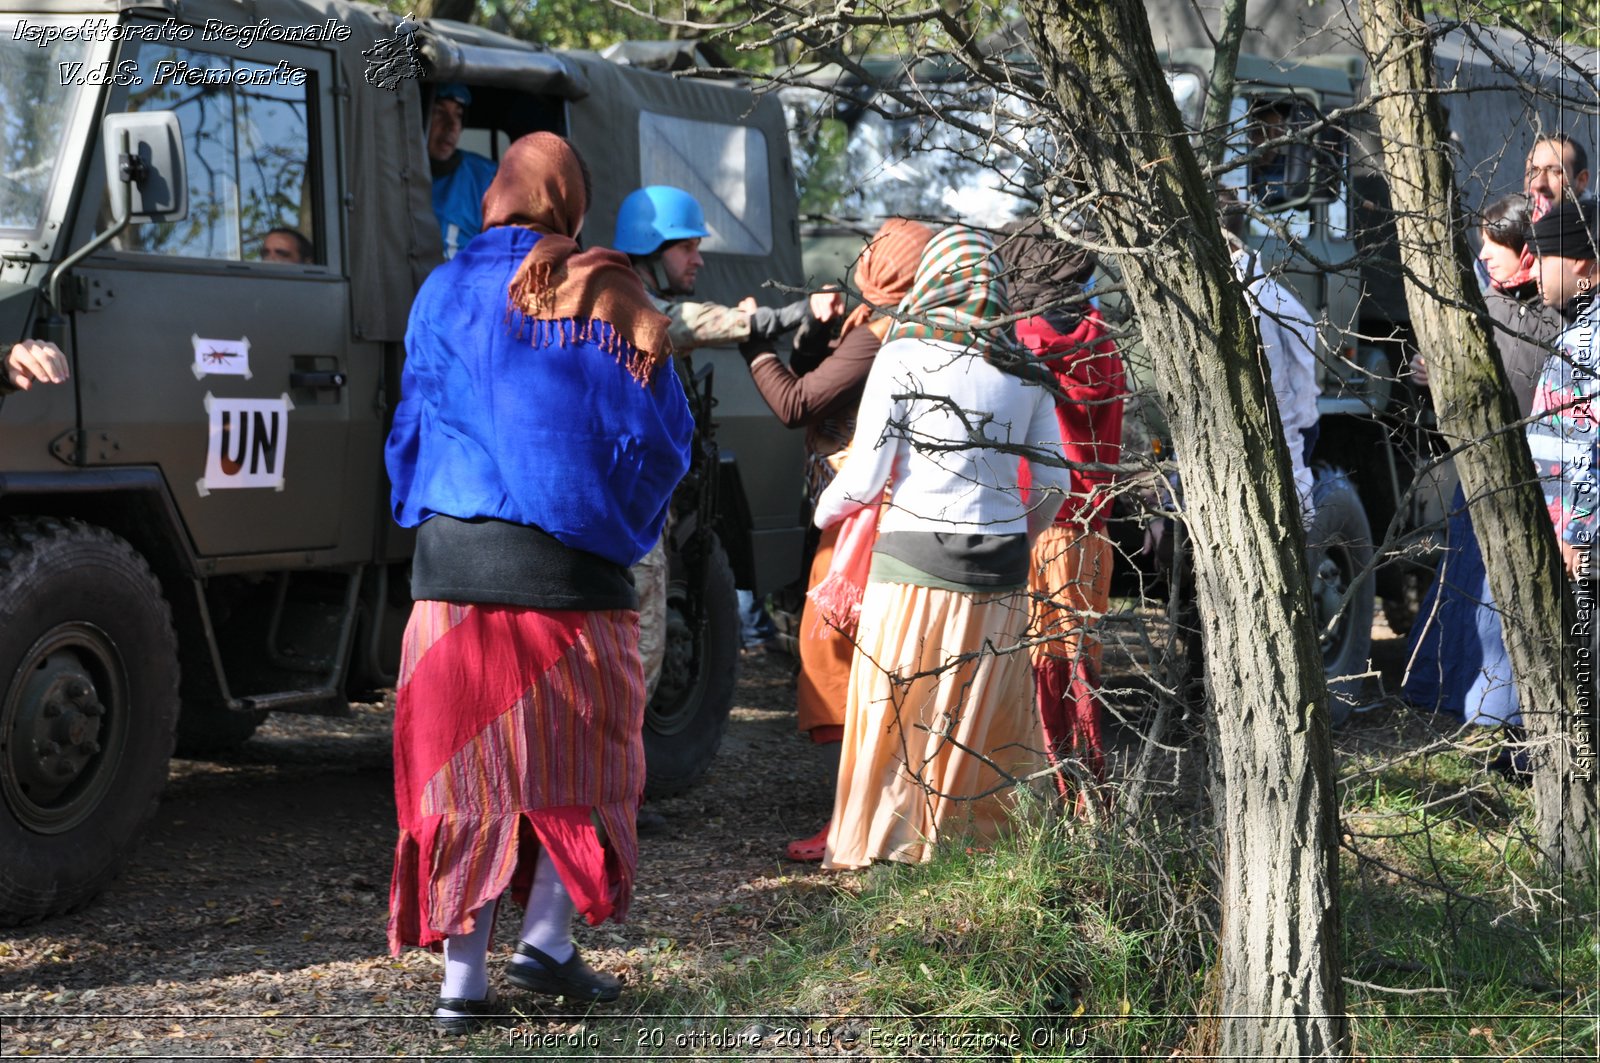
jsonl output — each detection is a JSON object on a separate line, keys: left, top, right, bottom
{"left": 1486, "top": 283, "right": 1563, "bottom": 417}
{"left": 747, "top": 325, "right": 881, "bottom": 430}
{"left": 747, "top": 325, "right": 882, "bottom": 503}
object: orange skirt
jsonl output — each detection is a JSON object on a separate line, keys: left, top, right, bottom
{"left": 824, "top": 581, "right": 1044, "bottom": 870}
{"left": 797, "top": 522, "right": 854, "bottom": 734}
{"left": 1028, "top": 526, "right": 1113, "bottom": 792}
{"left": 1028, "top": 525, "right": 1113, "bottom": 668}
{"left": 388, "top": 601, "right": 644, "bottom": 954}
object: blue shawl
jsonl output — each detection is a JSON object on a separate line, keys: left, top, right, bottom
{"left": 386, "top": 226, "right": 693, "bottom": 568}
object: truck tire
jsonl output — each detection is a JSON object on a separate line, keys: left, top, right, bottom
{"left": 1308, "top": 469, "right": 1375, "bottom": 727}
{"left": 0, "top": 517, "right": 179, "bottom": 924}
{"left": 644, "top": 535, "right": 739, "bottom": 798}
{"left": 174, "top": 705, "right": 267, "bottom": 757}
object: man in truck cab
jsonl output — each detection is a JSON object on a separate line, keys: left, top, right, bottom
{"left": 1247, "top": 98, "right": 1295, "bottom": 208}
{"left": 429, "top": 83, "right": 498, "bottom": 260}
{"left": 261, "top": 227, "right": 313, "bottom": 265}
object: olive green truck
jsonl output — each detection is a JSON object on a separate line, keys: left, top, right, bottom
{"left": 0, "top": 0, "right": 806, "bottom": 923}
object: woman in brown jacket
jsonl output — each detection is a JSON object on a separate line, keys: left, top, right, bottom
{"left": 737, "top": 218, "right": 933, "bottom": 860}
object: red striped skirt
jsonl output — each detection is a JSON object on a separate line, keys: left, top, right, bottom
{"left": 387, "top": 601, "right": 645, "bottom": 954}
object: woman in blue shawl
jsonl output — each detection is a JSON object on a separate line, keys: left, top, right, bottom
{"left": 385, "top": 132, "right": 692, "bottom": 1031}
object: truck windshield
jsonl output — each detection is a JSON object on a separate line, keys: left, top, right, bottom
{"left": 0, "top": 22, "right": 92, "bottom": 232}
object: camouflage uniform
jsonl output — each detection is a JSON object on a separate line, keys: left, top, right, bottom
{"left": 633, "top": 292, "right": 752, "bottom": 698}
{"left": 650, "top": 294, "right": 753, "bottom": 354}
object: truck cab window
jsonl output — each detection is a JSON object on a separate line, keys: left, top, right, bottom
{"left": 0, "top": 24, "right": 93, "bottom": 234}
{"left": 110, "top": 45, "right": 316, "bottom": 264}
{"left": 639, "top": 111, "right": 771, "bottom": 255}
{"left": 1243, "top": 95, "right": 1342, "bottom": 214}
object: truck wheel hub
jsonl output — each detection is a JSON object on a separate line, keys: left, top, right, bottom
{"left": 3, "top": 625, "right": 122, "bottom": 833}
{"left": 649, "top": 608, "right": 696, "bottom": 730}
{"left": 1314, "top": 556, "right": 1349, "bottom": 648}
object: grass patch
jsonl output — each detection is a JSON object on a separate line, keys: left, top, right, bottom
{"left": 469, "top": 720, "right": 1598, "bottom": 1059}
{"left": 1340, "top": 731, "right": 1600, "bottom": 1058}
{"left": 475, "top": 798, "right": 1213, "bottom": 1058}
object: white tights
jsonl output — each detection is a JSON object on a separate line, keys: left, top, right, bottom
{"left": 438, "top": 846, "right": 577, "bottom": 998}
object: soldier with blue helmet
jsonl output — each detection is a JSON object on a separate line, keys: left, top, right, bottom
{"left": 429, "top": 83, "right": 498, "bottom": 260}
{"left": 612, "top": 186, "right": 812, "bottom": 721}
{"left": 614, "top": 185, "right": 810, "bottom": 354}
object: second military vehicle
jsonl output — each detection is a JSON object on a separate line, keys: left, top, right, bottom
{"left": 781, "top": 25, "right": 1598, "bottom": 717}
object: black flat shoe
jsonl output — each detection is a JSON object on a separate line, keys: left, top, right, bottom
{"left": 506, "top": 941, "right": 623, "bottom": 1003}
{"left": 433, "top": 986, "right": 503, "bottom": 1035}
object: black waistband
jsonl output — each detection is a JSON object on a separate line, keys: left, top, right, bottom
{"left": 872, "top": 530, "right": 1030, "bottom": 587}
{"left": 411, "top": 515, "right": 638, "bottom": 611}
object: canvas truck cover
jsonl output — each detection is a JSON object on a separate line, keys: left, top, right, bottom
{"left": 559, "top": 53, "right": 804, "bottom": 313}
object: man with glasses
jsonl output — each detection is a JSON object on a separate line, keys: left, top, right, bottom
{"left": 1526, "top": 134, "right": 1591, "bottom": 217}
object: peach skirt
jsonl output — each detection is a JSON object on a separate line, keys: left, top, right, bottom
{"left": 823, "top": 580, "right": 1044, "bottom": 870}
{"left": 1028, "top": 526, "right": 1114, "bottom": 795}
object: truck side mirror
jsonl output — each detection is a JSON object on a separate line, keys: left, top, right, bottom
{"left": 1274, "top": 139, "right": 1315, "bottom": 206}
{"left": 101, "top": 112, "right": 187, "bottom": 224}
{"left": 43, "top": 112, "right": 189, "bottom": 318}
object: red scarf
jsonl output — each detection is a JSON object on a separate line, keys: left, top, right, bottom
{"left": 1016, "top": 308, "right": 1126, "bottom": 529}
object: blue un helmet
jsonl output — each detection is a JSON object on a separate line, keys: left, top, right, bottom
{"left": 613, "top": 185, "right": 709, "bottom": 256}
{"left": 434, "top": 82, "right": 472, "bottom": 108}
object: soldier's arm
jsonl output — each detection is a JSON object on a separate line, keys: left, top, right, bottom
{"left": 664, "top": 300, "right": 752, "bottom": 354}
{"left": 665, "top": 296, "right": 816, "bottom": 354}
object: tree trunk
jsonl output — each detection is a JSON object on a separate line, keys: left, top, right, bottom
{"left": 1199, "top": 0, "right": 1247, "bottom": 169}
{"left": 1357, "top": 0, "right": 1597, "bottom": 877}
{"left": 1019, "top": 1, "right": 1348, "bottom": 1055}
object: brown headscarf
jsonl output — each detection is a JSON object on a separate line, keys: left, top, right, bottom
{"left": 481, "top": 132, "right": 671, "bottom": 384}
{"left": 1000, "top": 217, "right": 1096, "bottom": 323}
{"left": 838, "top": 218, "right": 935, "bottom": 340}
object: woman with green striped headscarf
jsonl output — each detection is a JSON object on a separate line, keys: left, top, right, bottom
{"left": 810, "top": 225, "right": 1068, "bottom": 870}
{"left": 881, "top": 223, "right": 1013, "bottom": 352}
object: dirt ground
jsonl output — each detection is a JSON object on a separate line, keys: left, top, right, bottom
{"left": 0, "top": 622, "right": 1412, "bottom": 1060}
{"left": 0, "top": 649, "right": 838, "bottom": 1059}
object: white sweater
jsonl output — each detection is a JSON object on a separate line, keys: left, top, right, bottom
{"left": 814, "top": 337, "right": 1071, "bottom": 534}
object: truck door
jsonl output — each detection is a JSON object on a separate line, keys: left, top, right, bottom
{"left": 71, "top": 35, "right": 350, "bottom": 556}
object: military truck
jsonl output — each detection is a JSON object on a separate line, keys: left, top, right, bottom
{"left": 782, "top": 28, "right": 1598, "bottom": 717}
{"left": 0, "top": 0, "right": 807, "bottom": 924}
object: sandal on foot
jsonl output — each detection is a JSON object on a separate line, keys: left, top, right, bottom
{"left": 785, "top": 823, "right": 830, "bottom": 862}
{"left": 507, "top": 941, "right": 623, "bottom": 1003}
{"left": 433, "top": 987, "right": 502, "bottom": 1035}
